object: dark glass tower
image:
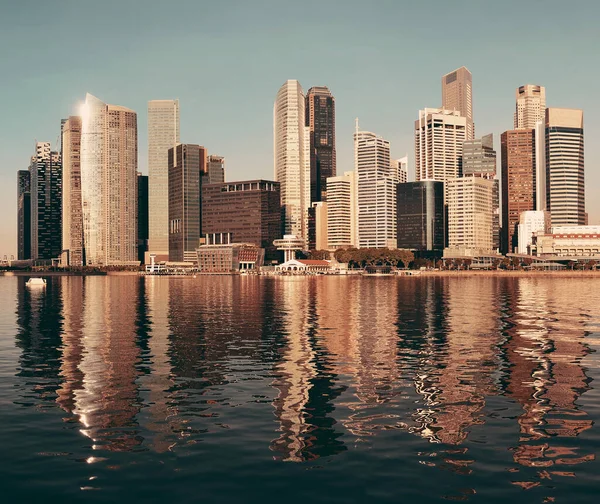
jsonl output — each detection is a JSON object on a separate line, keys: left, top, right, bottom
{"left": 306, "top": 86, "right": 336, "bottom": 202}
{"left": 396, "top": 181, "right": 444, "bottom": 254}
{"left": 17, "top": 170, "right": 31, "bottom": 260}
{"left": 137, "top": 173, "right": 149, "bottom": 263}
{"left": 168, "top": 144, "right": 206, "bottom": 262}
{"left": 30, "top": 142, "right": 62, "bottom": 261}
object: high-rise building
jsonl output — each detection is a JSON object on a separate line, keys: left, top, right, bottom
{"left": 501, "top": 129, "right": 536, "bottom": 254}
{"left": 205, "top": 155, "right": 225, "bottom": 184}
{"left": 81, "top": 93, "right": 138, "bottom": 265}
{"left": 274, "top": 80, "right": 309, "bottom": 238}
{"left": 305, "top": 86, "right": 336, "bottom": 202}
{"left": 61, "top": 116, "right": 83, "bottom": 266}
{"left": 137, "top": 173, "right": 149, "bottom": 264}
{"left": 148, "top": 99, "right": 180, "bottom": 260}
{"left": 446, "top": 177, "right": 495, "bottom": 252}
{"left": 441, "top": 66, "right": 474, "bottom": 140}
{"left": 415, "top": 109, "right": 466, "bottom": 182}
{"left": 17, "top": 170, "right": 31, "bottom": 260}
{"left": 517, "top": 210, "right": 550, "bottom": 254}
{"left": 462, "top": 134, "right": 496, "bottom": 178}
{"left": 355, "top": 126, "right": 397, "bottom": 248}
{"left": 391, "top": 157, "right": 408, "bottom": 184}
{"left": 534, "top": 120, "right": 547, "bottom": 211}
{"left": 326, "top": 171, "right": 357, "bottom": 250}
{"left": 514, "top": 85, "right": 546, "bottom": 130}
{"left": 396, "top": 181, "right": 444, "bottom": 253}
{"left": 168, "top": 143, "right": 206, "bottom": 262}
{"left": 202, "top": 180, "right": 282, "bottom": 261}
{"left": 30, "top": 142, "right": 62, "bottom": 260}
{"left": 545, "top": 108, "right": 585, "bottom": 226}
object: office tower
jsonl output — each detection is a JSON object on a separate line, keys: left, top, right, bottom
{"left": 462, "top": 134, "right": 496, "bottom": 178}
{"left": 81, "top": 93, "right": 138, "bottom": 265}
{"left": 274, "top": 80, "right": 309, "bottom": 238}
{"left": 326, "top": 171, "right": 357, "bottom": 249}
{"left": 17, "top": 170, "right": 31, "bottom": 260}
{"left": 137, "top": 173, "right": 149, "bottom": 263}
{"left": 29, "top": 142, "right": 62, "bottom": 260}
{"left": 202, "top": 180, "right": 281, "bottom": 261}
{"left": 391, "top": 157, "right": 408, "bottom": 184}
{"left": 307, "top": 201, "right": 328, "bottom": 250}
{"left": 534, "top": 121, "right": 546, "bottom": 211}
{"left": 396, "top": 181, "right": 444, "bottom": 253}
{"left": 415, "top": 109, "right": 466, "bottom": 182}
{"left": 206, "top": 155, "right": 225, "bottom": 184}
{"left": 168, "top": 143, "right": 206, "bottom": 262}
{"left": 61, "top": 116, "right": 83, "bottom": 266}
{"left": 501, "top": 130, "right": 536, "bottom": 254}
{"left": 305, "top": 86, "right": 336, "bottom": 202}
{"left": 545, "top": 108, "right": 585, "bottom": 226}
{"left": 441, "top": 66, "right": 474, "bottom": 140}
{"left": 514, "top": 85, "right": 546, "bottom": 130}
{"left": 148, "top": 99, "right": 180, "bottom": 260}
{"left": 517, "top": 210, "right": 550, "bottom": 254}
{"left": 447, "top": 177, "right": 495, "bottom": 252}
{"left": 355, "top": 126, "right": 398, "bottom": 248}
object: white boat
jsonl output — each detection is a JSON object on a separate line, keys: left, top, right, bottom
{"left": 26, "top": 277, "right": 47, "bottom": 288}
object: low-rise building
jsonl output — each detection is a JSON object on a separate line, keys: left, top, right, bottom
{"left": 196, "top": 243, "right": 265, "bottom": 273}
{"left": 531, "top": 225, "right": 600, "bottom": 258}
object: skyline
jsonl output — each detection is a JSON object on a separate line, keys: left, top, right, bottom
{"left": 2, "top": 1, "right": 600, "bottom": 255}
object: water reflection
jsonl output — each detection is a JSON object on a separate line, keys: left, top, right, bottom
{"left": 9, "top": 274, "right": 600, "bottom": 501}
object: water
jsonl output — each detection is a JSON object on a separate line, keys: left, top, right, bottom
{"left": 1, "top": 274, "right": 599, "bottom": 503}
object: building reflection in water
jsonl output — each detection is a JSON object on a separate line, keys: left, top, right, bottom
{"left": 270, "top": 277, "right": 346, "bottom": 461}
{"left": 69, "top": 277, "right": 143, "bottom": 452}
{"left": 503, "top": 278, "right": 595, "bottom": 491}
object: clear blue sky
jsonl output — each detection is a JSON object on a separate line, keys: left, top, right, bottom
{"left": 1, "top": 0, "right": 599, "bottom": 256}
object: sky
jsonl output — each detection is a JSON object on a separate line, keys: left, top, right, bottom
{"left": 1, "top": 0, "right": 599, "bottom": 256}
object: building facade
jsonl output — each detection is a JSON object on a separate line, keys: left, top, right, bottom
{"left": 17, "top": 170, "right": 31, "bottom": 260}
{"left": 274, "top": 80, "right": 309, "bottom": 238}
{"left": 168, "top": 143, "right": 206, "bottom": 262}
{"left": 415, "top": 109, "right": 467, "bottom": 182}
{"left": 396, "top": 181, "right": 444, "bottom": 253}
{"left": 441, "top": 66, "right": 474, "bottom": 140}
{"left": 30, "top": 142, "right": 62, "bottom": 261}
{"left": 148, "top": 99, "right": 180, "bottom": 259}
{"left": 501, "top": 129, "right": 536, "bottom": 254}
{"left": 532, "top": 225, "right": 600, "bottom": 258}
{"left": 196, "top": 244, "right": 265, "bottom": 272}
{"left": 517, "top": 210, "right": 550, "bottom": 254}
{"left": 326, "top": 171, "right": 357, "bottom": 250}
{"left": 545, "top": 108, "right": 585, "bottom": 226}
{"left": 462, "top": 134, "right": 496, "bottom": 178}
{"left": 305, "top": 86, "right": 336, "bottom": 202}
{"left": 201, "top": 180, "right": 281, "bottom": 261}
{"left": 446, "top": 177, "right": 495, "bottom": 252}
{"left": 514, "top": 84, "right": 546, "bottom": 130}
{"left": 205, "top": 155, "right": 225, "bottom": 185}
{"left": 61, "top": 116, "right": 83, "bottom": 266}
{"left": 392, "top": 157, "right": 408, "bottom": 184}
{"left": 137, "top": 173, "right": 149, "bottom": 263}
{"left": 81, "top": 93, "right": 138, "bottom": 265}
{"left": 355, "top": 128, "right": 397, "bottom": 248}
{"left": 307, "top": 201, "right": 328, "bottom": 251}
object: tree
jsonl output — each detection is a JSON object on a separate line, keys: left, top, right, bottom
{"left": 308, "top": 249, "right": 330, "bottom": 260}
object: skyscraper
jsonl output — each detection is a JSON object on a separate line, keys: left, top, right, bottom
{"left": 514, "top": 85, "right": 546, "bottom": 130}
{"left": 462, "top": 134, "right": 496, "bottom": 178}
{"left": 81, "top": 93, "right": 138, "bottom": 265}
{"left": 391, "top": 157, "right": 408, "bottom": 184}
{"left": 61, "top": 116, "right": 83, "bottom": 266}
{"left": 30, "top": 142, "right": 62, "bottom": 260}
{"left": 446, "top": 177, "right": 495, "bottom": 252}
{"left": 545, "top": 108, "right": 585, "bottom": 226}
{"left": 17, "top": 170, "right": 31, "bottom": 260}
{"left": 168, "top": 143, "right": 206, "bottom": 262}
{"left": 205, "top": 155, "right": 225, "bottom": 184}
{"left": 148, "top": 99, "right": 180, "bottom": 260}
{"left": 441, "top": 66, "right": 474, "bottom": 140}
{"left": 305, "top": 86, "right": 336, "bottom": 202}
{"left": 501, "top": 129, "right": 536, "bottom": 254}
{"left": 415, "top": 109, "right": 466, "bottom": 182}
{"left": 274, "top": 80, "right": 309, "bottom": 239}
{"left": 137, "top": 173, "right": 149, "bottom": 263}
{"left": 396, "top": 181, "right": 444, "bottom": 253}
{"left": 326, "top": 171, "right": 357, "bottom": 249}
{"left": 355, "top": 126, "right": 397, "bottom": 248}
